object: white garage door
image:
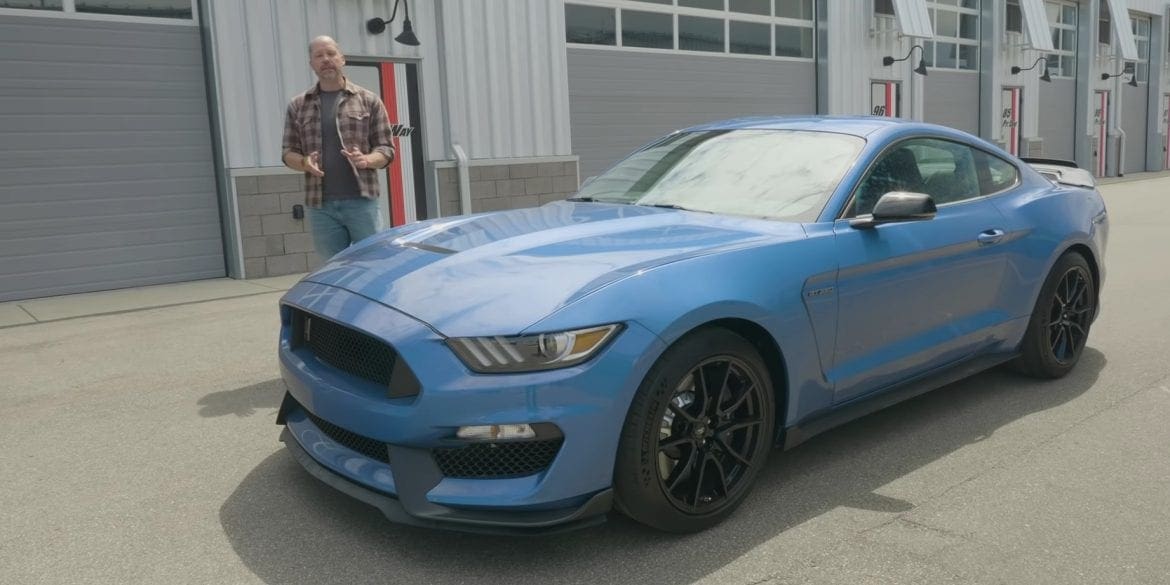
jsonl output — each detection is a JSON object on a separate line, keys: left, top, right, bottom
{"left": 0, "top": 13, "right": 224, "bottom": 302}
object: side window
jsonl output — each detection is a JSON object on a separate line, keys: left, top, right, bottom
{"left": 847, "top": 137, "right": 981, "bottom": 217}
{"left": 912, "top": 139, "right": 981, "bottom": 205}
{"left": 978, "top": 151, "right": 1020, "bottom": 194}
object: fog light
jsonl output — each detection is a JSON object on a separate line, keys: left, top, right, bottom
{"left": 456, "top": 424, "right": 536, "bottom": 441}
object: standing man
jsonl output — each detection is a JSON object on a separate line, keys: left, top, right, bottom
{"left": 282, "top": 35, "right": 395, "bottom": 259}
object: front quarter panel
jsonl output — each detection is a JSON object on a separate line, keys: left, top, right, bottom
{"left": 524, "top": 233, "right": 840, "bottom": 432}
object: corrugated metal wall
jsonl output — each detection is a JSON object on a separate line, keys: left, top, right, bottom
{"left": 439, "top": 0, "right": 573, "bottom": 160}
{"left": 567, "top": 49, "right": 816, "bottom": 178}
{"left": 1038, "top": 80, "right": 1078, "bottom": 159}
{"left": 924, "top": 72, "right": 982, "bottom": 135}
{"left": 206, "top": 0, "right": 571, "bottom": 168}
{"left": 0, "top": 14, "right": 224, "bottom": 302}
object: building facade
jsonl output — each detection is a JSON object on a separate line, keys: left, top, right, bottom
{"left": 1, "top": 0, "right": 1168, "bottom": 301}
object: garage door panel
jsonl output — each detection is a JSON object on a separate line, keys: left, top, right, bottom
{"left": 2, "top": 192, "right": 219, "bottom": 223}
{"left": 923, "top": 72, "right": 980, "bottom": 135}
{"left": 568, "top": 49, "right": 815, "bottom": 178}
{"left": 0, "top": 14, "right": 224, "bottom": 301}
{"left": 0, "top": 130, "right": 208, "bottom": 152}
{"left": 1122, "top": 83, "right": 1149, "bottom": 172}
{"left": 0, "top": 209, "right": 221, "bottom": 241}
{"left": 3, "top": 162, "right": 214, "bottom": 187}
{"left": 0, "top": 224, "right": 222, "bottom": 258}
{"left": 0, "top": 177, "right": 214, "bottom": 204}
{"left": 2, "top": 145, "right": 213, "bottom": 168}
{"left": 1, "top": 256, "right": 226, "bottom": 303}
{"left": 0, "top": 114, "right": 209, "bottom": 133}
{"left": 0, "top": 97, "right": 211, "bottom": 117}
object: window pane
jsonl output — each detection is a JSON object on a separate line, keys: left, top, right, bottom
{"left": 922, "top": 41, "right": 936, "bottom": 66}
{"left": 776, "top": 0, "right": 813, "bottom": 20}
{"left": 679, "top": 15, "right": 724, "bottom": 52}
{"left": 960, "top": 0, "right": 978, "bottom": 8}
{"left": 937, "top": 12, "right": 958, "bottom": 37}
{"left": 729, "top": 0, "right": 770, "bottom": 16}
{"left": 981, "top": 152, "right": 1019, "bottom": 195}
{"left": 0, "top": 0, "right": 62, "bottom": 8}
{"left": 875, "top": 0, "right": 895, "bottom": 16}
{"left": 1136, "top": 63, "right": 1148, "bottom": 83}
{"left": 1006, "top": 2, "right": 1022, "bottom": 33}
{"left": 958, "top": 44, "right": 978, "bottom": 69}
{"left": 936, "top": 42, "right": 957, "bottom": 67}
{"left": 566, "top": 4, "right": 617, "bottom": 45}
{"left": 1045, "top": 2, "right": 1059, "bottom": 23}
{"left": 959, "top": 13, "right": 978, "bottom": 38}
{"left": 631, "top": 0, "right": 672, "bottom": 4}
{"left": 730, "top": 21, "right": 770, "bottom": 55}
{"left": 75, "top": 0, "right": 191, "bottom": 18}
{"left": 1061, "top": 55, "right": 1075, "bottom": 77}
{"left": 1062, "top": 5, "right": 1076, "bottom": 26}
{"left": 679, "top": 0, "right": 723, "bottom": 10}
{"left": 1061, "top": 28, "right": 1075, "bottom": 51}
{"left": 622, "top": 10, "right": 673, "bottom": 49}
{"left": 775, "top": 24, "right": 812, "bottom": 57}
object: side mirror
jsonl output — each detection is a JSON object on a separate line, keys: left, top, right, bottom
{"left": 850, "top": 192, "right": 937, "bottom": 229}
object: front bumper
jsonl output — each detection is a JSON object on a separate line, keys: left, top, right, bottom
{"left": 276, "top": 281, "right": 664, "bottom": 532}
{"left": 279, "top": 426, "right": 613, "bottom": 535}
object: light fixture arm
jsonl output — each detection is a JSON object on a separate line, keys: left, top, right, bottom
{"left": 882, "top": 44, "right": 925, "bottom": 67}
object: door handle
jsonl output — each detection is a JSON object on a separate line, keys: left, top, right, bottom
{"left": 977, "top": 229, "right": 1006, "bottom": 246}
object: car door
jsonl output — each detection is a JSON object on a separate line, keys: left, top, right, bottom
{"left": 830, "top": 138, "right": 1013, "bottom": 404}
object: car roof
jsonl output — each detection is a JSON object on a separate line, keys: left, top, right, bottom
{"left": 679, "top": 115, "right": 929, "bottom": 137}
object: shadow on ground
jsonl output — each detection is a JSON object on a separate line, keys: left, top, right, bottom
{"left": 197, "top": 379, "right": 286, "bottom": 418}
{"left": 219, "top": 349, "right": 1104, "bottom": 585}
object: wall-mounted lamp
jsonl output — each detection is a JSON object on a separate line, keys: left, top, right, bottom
{"left": 882, "top": 45, "right": 928, "bottom": 76}
{"left": 1010, "top": 56, "right": 1051, "bottom": 82}
{"left": 1101, "top": 62, "right": 1137, "bottom": 87}
{"left": 366, "top": 0, "right": 420, "bottom": 46}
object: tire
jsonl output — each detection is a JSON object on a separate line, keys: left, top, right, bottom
{"left": 1012, "top": 251, "right": 1096, "bottom": 379}
{"left": 614, "top": 327, "right": 776, "bottom": 533}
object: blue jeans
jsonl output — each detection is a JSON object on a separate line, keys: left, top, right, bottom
{"left": 307, "top": 198, "right": 384, "bottom": 259}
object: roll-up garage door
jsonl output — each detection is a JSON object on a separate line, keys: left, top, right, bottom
{"left": 568, "top": 49, "right": 817, "bottom": 180}
{"left": 0, "top": 14, "right": 224, "bottom": 302}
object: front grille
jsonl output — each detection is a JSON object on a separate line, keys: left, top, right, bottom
{"left": 300, "top": 403, "right": 391, "bottom": 464}
{"left": 291, "top": 309, "right": 396, "bottom": 387}
{"left": 433, "top": 439, "right": 564, "bottom": 479}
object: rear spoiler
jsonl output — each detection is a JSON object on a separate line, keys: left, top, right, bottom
{"left": 1020, "top": 157, "right": 1096, "bottom": 189}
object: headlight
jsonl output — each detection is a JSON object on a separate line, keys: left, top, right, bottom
{"left": 447, "top": 324, "right": 622, "bottom": 373}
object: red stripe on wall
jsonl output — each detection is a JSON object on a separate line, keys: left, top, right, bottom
{"left": 885, "top": 82, "right": 894, "bottom": 117}
{"left": 381, "top": 62, "right": 406, "bottom": 227}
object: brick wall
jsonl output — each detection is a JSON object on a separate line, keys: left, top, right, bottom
{"left": 233, "top": 158, "right": 578, "bottom": 278}
{"left": 235, "top": 174, "right": 321, "bottom": 278}
{"left": 437, "top": 160, "right": 579, "bottom": 216}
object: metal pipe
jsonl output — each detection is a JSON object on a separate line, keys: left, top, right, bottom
{"left": 453, "top": 144, "right": 471, "bottom": 215}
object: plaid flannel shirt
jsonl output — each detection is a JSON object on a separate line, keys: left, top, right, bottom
{"left": 281, "top": 79, "right": 395, "bottom": 208}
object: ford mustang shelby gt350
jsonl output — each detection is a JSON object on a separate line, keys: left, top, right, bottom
{"left": 275, "top": 117, "right": 1107, "bottom": 534}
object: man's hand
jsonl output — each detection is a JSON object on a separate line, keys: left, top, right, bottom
{"left": 304, "top": 151, "right": 324, "bottom": 177}
{"left": 342, "top": 145, "right": 374, "bottom": 170}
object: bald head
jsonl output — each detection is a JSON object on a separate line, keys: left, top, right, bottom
{"left": 308, "top": 35, "right": 340, "bottom": 56}
{"left": 308, "top": 35, "right": 346, "bottom": 89}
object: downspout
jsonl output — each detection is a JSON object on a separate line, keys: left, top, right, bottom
{"left": 453, "top": 144, "right": 472, "bottom": 215}
{"left": 1112, "top": 60, "right": 1126, "bottom": 176}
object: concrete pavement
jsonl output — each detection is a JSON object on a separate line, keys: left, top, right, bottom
{"left": 1, "top": 173, "right": 1169, "bottom": 585}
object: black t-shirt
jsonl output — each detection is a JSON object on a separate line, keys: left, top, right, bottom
{"left": 319, "top": 90, "right": 363, "bottom": 200}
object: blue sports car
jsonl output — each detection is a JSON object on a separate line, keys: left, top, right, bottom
{"left": 276, "top": 117, "right": 1107, "bottom": 534}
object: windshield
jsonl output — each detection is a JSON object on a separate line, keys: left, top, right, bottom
{"left": 574, "top": 129, "right": 865, "bottom": 221}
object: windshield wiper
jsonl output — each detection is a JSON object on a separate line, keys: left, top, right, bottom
{"left": 637, "top": 203, "right": 711, "bottom": 213}
{"left": 565, "top": 196, "right": 597, "bottom": 202}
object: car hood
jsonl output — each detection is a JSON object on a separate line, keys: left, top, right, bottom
{"left": 303, "top": 201, "right": 802, "bottom": 336}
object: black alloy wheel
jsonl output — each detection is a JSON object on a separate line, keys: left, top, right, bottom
{"left": 1047, "top": 264, "right": 1094, "bottom": 364}
{"left": 1013, "top": 251, "right": 1097, "bottom": 379}
{"left": 656, "top": 357, "right": 767, "bottom": 513}
{"left": 614, "top": 328, "right": 775, "bottom": 533}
